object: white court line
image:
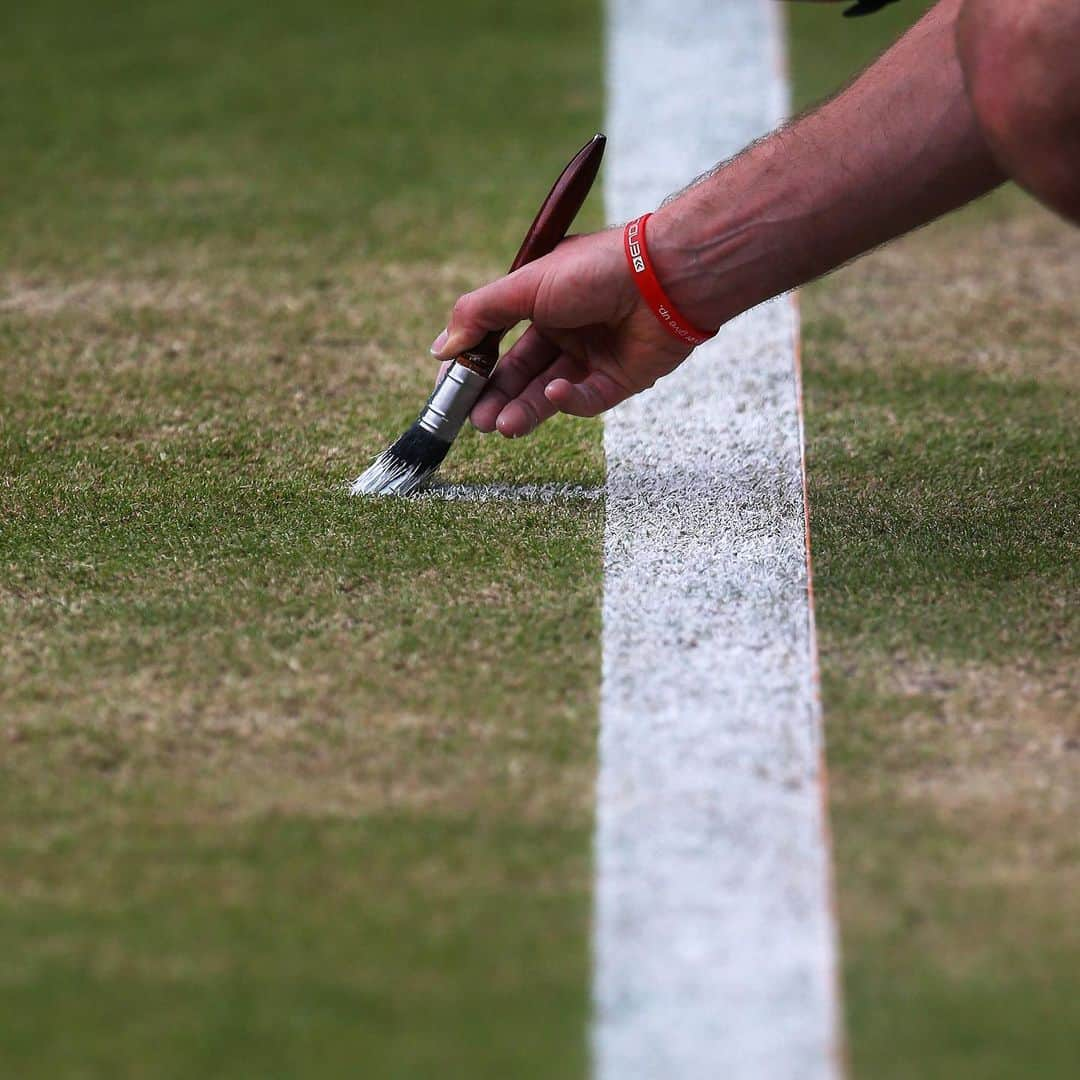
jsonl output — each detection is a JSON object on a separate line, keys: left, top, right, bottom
{"left": 593, "top": 2, "right": 842, "bottom": 1078}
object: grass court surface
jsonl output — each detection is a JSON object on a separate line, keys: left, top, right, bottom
{"left": 2, "top": 0, "right": 1077, "bottom": 1075}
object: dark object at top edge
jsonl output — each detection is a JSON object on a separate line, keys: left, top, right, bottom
{"left": 844, "top": 0, "right": 900, "bottom": 17}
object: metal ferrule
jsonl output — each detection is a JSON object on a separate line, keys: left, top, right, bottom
{"left": 417, "top": 361, "right": 489, "bottom": 441}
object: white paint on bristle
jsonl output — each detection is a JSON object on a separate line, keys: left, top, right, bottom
{"left": 350, "top": 448, "right": 433, "bottom": 497}
{"left": 594, "top": 2, "right": 841, "bottom": 1078}
{"left": 349, "top": 452, "right": 404, "bottom": 496}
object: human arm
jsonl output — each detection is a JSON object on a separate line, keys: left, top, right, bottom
{"left": 433, "top": 0, "right": 1005, "bottom": 437}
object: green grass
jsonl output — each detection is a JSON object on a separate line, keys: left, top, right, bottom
{"left": 806, "top": 359, "right": 1076, "bottom": 660}
{"left": 1, "top": 1, "right": 603, "bottom": 1076}
{"left": 0, "top": 816, "right": 591, "bottom": 1078}
{"left": 0, "top": 0, "right": 599, "bottom": 270}
{"left": 789, "top": 4, "right": 1080, "bottom": 1077}
{"left": 4, "top": 2, "right": 1077, "bottom": 1076}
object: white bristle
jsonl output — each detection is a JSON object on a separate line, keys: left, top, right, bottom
{"left": 349, "top": 452, "right": 431, "bottom": 497}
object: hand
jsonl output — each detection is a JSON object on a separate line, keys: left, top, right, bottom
{"left": 430, "top": 226, "right": 696, "bottom": 438}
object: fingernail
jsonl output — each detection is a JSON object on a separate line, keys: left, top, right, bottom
{"left": 495, "top": 408, "right": 515, "bottom": 437}
{"left": 429, "top": 328, "right": 448, "bottom": 356}
{"left": 496, "top": 401, "right": 533, "bottom": 438}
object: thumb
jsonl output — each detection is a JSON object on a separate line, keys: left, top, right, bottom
{"left": 432, "top": 261, "right": 546, "bottom": 360}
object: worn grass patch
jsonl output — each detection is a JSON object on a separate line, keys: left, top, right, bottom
{"left": 790, "top": 4, "right": 1079, "bottom": 1077}
{"left": 0, "top": 0, "right": 602, "bottom": 1075}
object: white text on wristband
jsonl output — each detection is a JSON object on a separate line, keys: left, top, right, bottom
{"left": 623, "top": 214, "right": 716, "bottom": 348}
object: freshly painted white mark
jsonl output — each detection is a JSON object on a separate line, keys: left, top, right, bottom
{"left": 348, "top": 480, "right": 602, "bottom": 502}
{"left": 595, "top": 2, "right": 841, "bottom": 1078}
{"left": 418, "top": 482, "right": 603, "bottom": 503}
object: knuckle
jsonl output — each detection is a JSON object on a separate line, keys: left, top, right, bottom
{"left": 518, "top": 398, "right": 542, "bottom": 432}
{"left": 451, "top": 293, "right": 476, "bottom": 326}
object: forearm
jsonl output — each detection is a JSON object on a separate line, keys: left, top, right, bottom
{"left": 651, "top": 0, "right": 1004, "bottom": 329}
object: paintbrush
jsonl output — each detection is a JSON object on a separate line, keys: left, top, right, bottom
{"left": 350, "top": 133, "right": 606, "bottom": 497}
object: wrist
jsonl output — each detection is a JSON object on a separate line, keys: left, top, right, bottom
{"left": 623, "top": 215, "right": 716, "bottom": 347}
{"left": 646, "top": 144, "right": 802, "bottom": 330}
{"left": 645, "top": 200, "right": 757, "bottom": 332}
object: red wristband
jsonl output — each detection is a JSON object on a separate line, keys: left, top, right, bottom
{"left": 623, "top": 213, "right": 715, "bottom": 348}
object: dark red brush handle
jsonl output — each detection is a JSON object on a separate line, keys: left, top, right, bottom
{"left": 456, "top": 133, "right": 606, "bottom": 378}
